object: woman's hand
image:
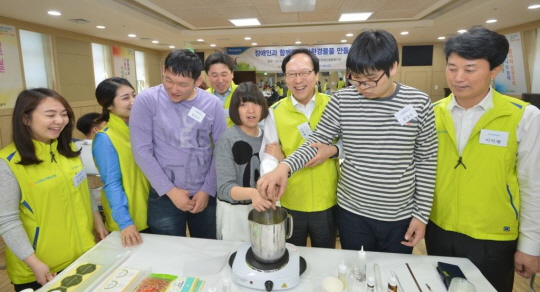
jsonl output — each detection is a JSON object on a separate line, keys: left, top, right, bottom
{"left": 120, "top": 225, "right": 143, "bottom": 247}
{"left": 24, "top": 254, "right": 56, "bottom": 285}
{"left": 93, "top": 211, "right": 109, "bottom": 242}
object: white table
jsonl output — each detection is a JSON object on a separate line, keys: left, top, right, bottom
{"left": 40, "top": 232, "right": 496, "bottom": 291}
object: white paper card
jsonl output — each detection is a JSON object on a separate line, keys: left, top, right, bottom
{"left": 223, "top": 108, "right": 229, "bottom": 118}
{"left": 394, "top": 104, "right": 418, "bottom": 126}
{"left": 297, "top": 122, "right": 313, "bottom": 140}
{"left": 479, "top": 129, "right": 508, "bottom": 147}
{"left": 73, "top": 170, "right": 87, "bottom": 188}
{"left": 188, "top": 106, "right": 206, "bottom": 123}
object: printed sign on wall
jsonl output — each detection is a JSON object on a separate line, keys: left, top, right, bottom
{"left": 0, "top": 24, "right": 24, "bottom": 109}
{"left": 227, "top": 44, "right": 351, "bottom": 72}
{"left": 494, "top": 32, "right": 527, "bottom": 95}
{"left": 112, "top": 46, "right": 136, "bottom": 86}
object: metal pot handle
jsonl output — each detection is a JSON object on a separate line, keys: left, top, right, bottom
{"left": 286, "top": 214, "right": 293, "bottom": 239}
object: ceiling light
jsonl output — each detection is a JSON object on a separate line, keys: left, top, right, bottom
{"left": 278, "top": 0, "right": 316, "bottom": 12}
{"left": 152, "top": 40, "right": 159, "bottom": 43}
{"left": 169, "top": 45, "right": 175, "bottom": 49}
{"left": 47, "top": 11, "right": 61, "bottom": 16}
{"left": 128, "top": 34, "right": 137, "bottom": 38}
{"left": 210, "top": 44, "right": 216, "bottom": 47}
{"left": 251, "top": 42, "right": 257, "bottom": 46}
{"left": 229, "top": 18, "right": 261, "bottom": 26}
{"left": 528, "top": 4, "right": 540, "bottom": 9}
{"left": 295, "top": 41, "right": 302, "bottom": 44}
{"left": 346, "top": 33, "right": 354, "bottom": 37}
{"left": 244, "top": 36, "right": 251, "bottom": 40}
{"left": 400, "top": 31, "right": 409, "bottom": 35}
{"left": 341, "top": 40, "right": 347, "bottom": 43}
{"left": 486, "top": 19, "right": 497, "bottom": 23}
{"left": 457, "top": 29, "right": 467, "bottom": 34}
{"left": 438, "top": 36, "right": 446, "bottom": 40}
{"left": 197, "top": 39, "right": 204, "bottom": 42}
{"left": 339, "top": 12, "right": 373, "bottom": 22}
{"left": 96, "top": 26, "right": 105, "bottom": 29}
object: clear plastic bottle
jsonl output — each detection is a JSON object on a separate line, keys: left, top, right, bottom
{"left": 222, "top": 275, "right": 232, "bottom": 292}
{"left": 357, "top": 246, "right": 367, "bottom": 282}
{"left": 338, "top": 260, "right": 347, "bottom": 290}
{"left": 366, "top": 276, "right": 375, "bottom": 292}
{"left": 387, "top": 276, "right": 397, "bottom": 292}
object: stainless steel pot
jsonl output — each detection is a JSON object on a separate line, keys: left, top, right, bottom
{"left": 248, "top": 207, "right": 293, "bottom": 264}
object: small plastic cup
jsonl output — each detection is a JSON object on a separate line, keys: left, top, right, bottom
{"left": 323, "top": 277, "right": 344, "bottom": 292}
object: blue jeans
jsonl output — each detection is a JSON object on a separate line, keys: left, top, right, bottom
{"left": 147, "top": 187, "right": 216, "bottom": 239}
{"left": 337, "top": 205, "right": 413, "bottom": 254}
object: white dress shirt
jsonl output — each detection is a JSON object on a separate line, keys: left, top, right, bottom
{"left": 260, "top": 94, "right": 342, "bottom": 176}
{"left": 448, "top": 88, "right": 540, "bottom": 255}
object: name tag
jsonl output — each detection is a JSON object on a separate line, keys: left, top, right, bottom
{"left": 394, "top": 104, "right": 418, "bottom": 126}
{"left": 479, "top": 129, "right": 508, "bottom": 147}
{"left": 188, "top": 106, "right": 206, "bottom": 123}
{"left": 297, "top": 122, "right": 313, "bottom": 140}
{"left": 73, "top": 170, "right": 87, "bottom": 188}
{"left": 224, "top": 108, "right": 229, "bottom": 118}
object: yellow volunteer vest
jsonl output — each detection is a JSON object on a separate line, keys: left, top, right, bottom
{"left": 207, "top": 82, "right": 238, "bottom": 128}
{"left": 0, "top": 140, "right": 95, "bottom": 284}
{"left": 98, "top": 114, "right": 150, "bottom": 232}
{"left": 272, "top": 92, "right": 339, "bottom": 212}
{"left": 337, "top": 80, "right": 345, "bottom": 90}
{"left": 431, "top": 90, "right": 527, "bottom": 241}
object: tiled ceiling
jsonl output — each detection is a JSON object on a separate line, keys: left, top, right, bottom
{"left": 147, "top": 0, "right": 444, "bottom": 28}
{"left": 0, "top": 0, "right": 538, "bottom": 50}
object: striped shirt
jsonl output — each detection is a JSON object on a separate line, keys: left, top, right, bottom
{"left": 283, "top": 83, "right": 438, "bottom": 223}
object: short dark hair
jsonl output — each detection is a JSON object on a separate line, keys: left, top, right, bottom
{"left": 164, "top": 49, "right": 202, "bottom": 80}
{"left": 229, "top": 82, "right": 269, "bottom": 125}
{"left": 12, "top": 88, "right": 79, "bottom": 165}
{"left": 346, "top": 29, "right": 399, "bottom": 77}
{"left": 204, "top": 51, "right": 234, "bottom": 73}
{"left": 95, "top": 77, "right": 134, "bottom": 122}
{"left": 281, "top": 48, "right": 320, "bottom": 74}
{"left": 444, "top": 26, "right": 509, "bottom": 70}
{"left": 76, "top": 112, "right": 102, "bottom": 136}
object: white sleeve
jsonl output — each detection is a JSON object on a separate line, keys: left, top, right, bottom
{"left": 259, "top": 110, "right": 280, "bottom": 176}
{"left": 516, "top": 105, "right": 540, "bottom": 256}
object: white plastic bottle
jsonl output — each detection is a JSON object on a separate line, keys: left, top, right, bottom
{"left": 338, "top": 259, "right": 347, "bottom": 290}
{"left": 357, "top": 246, "right": 367, "bottom": 282}
{"left": 366, "top": 276, "right": 375, "bottom": 292}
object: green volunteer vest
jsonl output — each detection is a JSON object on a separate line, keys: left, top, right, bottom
{"left": 431, "top": 90, "right": 527, "bottom": 241}
{"left": 99, "top": 113, "right": 149, "bottom": 232}
{"left": 207, "top": 82, "right": 238, "bottom": 128}
{"left": 272, "top": 92, "right": 339, "bottom": 212}
{"left": 0, "top": 140, "right": 95, "bottom": 284}
{"left": 337, "top": 80, "right": 345, "bottom": 90}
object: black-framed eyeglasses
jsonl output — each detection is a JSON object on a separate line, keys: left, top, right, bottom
{"left": 346, "top": 72, "right": 385, "bottom": 89}
{"left": 285, "top": 69, "right": 314, "bottom": 79}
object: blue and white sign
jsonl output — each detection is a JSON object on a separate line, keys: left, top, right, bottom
{"left": 494, "top": 33, "right": 527, "bottom": 95}
{"left": 227, "top": 44, "right": 351, "bottom": 72}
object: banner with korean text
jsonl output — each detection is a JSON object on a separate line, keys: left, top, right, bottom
{"left": 494, "top": 32, "right": 527, "bottom": 95}
{"left": 112, "top": 46, "right": 136, "bottom": 86}
{"left": 227, "top": 44, "right": 351, "bottom": 72}
{"left": 0, "top": 24, "right": 24, "bottom": 109}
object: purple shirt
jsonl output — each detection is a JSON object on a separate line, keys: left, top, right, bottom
{"left": 130, "top": 85, "right": 227, "bottom": 197}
